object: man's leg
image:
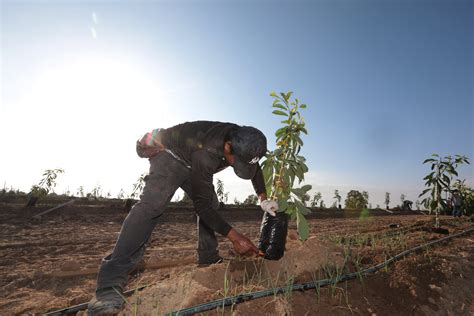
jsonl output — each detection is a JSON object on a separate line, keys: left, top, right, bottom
{"left": 181, "top": 181, "right": 222, "bottom": 265}
{"left": 89, "top": 153, "right": 183, "bottom": 315}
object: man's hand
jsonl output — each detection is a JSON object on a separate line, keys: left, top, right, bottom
{"left": 260, "top": 200, "right": 278, "bottom": 217}
{"left": 227, "top": 229, "right": 258, "bottom": 256}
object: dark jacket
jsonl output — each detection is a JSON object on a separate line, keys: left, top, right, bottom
{"left": 138, "top": 121, "right": 266, "bottom": 236}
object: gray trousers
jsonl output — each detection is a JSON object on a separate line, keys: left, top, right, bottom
{"left": 96, "top": 151, "right": 221, "bottom": 290}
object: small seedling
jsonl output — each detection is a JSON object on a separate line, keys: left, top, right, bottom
{"left": 419, "top": 154, "right": 469, "bottom": 228}
{"left": 28, "top": 168, "right": 65, "bottom": 206}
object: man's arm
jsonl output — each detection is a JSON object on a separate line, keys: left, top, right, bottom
{"left": 252, "top": 164, "right": 278, "bottom": 216}
{"left": 191, "top": 150, "right": 232, "bottom": 236}
{"left": 251, "top": 165, "right": 267, "bottom": 199}
{"left": 191, "top": 150, "right": 258, "bottom": 255}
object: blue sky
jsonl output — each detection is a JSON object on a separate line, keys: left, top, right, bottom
{"left": 1, "top": 0, "right": 472, "bottom": 207}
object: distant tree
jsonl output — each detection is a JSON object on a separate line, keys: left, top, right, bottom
{"left": 243, "top": 194, "right": 258, "bottom": 205}
{"left": 302, "top": 193, "right": 310, "bottom": 206}
{"left": 62, "top": 187, "right": 71, "bottom": 197}
{"left": 310, "top": 192, "right": 322, "bottom": 207}
{"left": 385, "top": 192, "right": 391, "bottom": 210}
{"left": 333, "top": 190, "right": 342, "bottom": 208}
{"left": 345, "top": 190, "right": 368, "bottom": 209}
{"left": 319, "top": 200, "right": 325, "bottom": 208}
{"left": 376, "top": 204, "right": 380, "bottom": 209}
{"left": 216, "top": 179, "right": 229, "bottom": 204}
{"left": 415, "top": 200, "right": 420, "bottom": 210}
{"left": 400, "top": 194, "right": 406, "bottom": 205}
{"left": 362, "top": 191, "right": 369, "bottom": 206}
{"left": 130, "top": 173, "right": 147, "bottom": 199}
{"left": 77, "top": 186, "right": 85, "bottom": 198}
{"left": 224, "top": 192, "right": 229, "bottom": 204}
{"left": 117, "top": 189, "right": 125, "bottom": 199}
{"left": 233, "top": 197, "right": 241, "bottom": 205}
{"left": 89, "top": 184, "right": 102, "bottom": 199}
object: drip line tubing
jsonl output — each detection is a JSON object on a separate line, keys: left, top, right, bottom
{"left": 44, "top": 226, "right": 473, "bottom": 316}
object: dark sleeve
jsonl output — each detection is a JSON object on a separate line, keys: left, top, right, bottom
{"left": 251, "top": 164, "right": 267, "bottom": 196}
{"left": 191, "top": 150, "right": 232, "bottom": 236}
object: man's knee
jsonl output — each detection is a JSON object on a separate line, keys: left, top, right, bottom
{"left": 129, "top": 201, "right": 165, "bottom": 220}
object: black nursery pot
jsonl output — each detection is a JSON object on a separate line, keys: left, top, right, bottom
{"left": 258, "top": 211, "right": 289, "bottom": 260}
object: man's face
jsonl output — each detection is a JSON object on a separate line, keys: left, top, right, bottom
{"left": 223, "top": 141, "right": 235, "bottom": 165}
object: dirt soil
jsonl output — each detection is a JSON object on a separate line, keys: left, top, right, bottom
{"left": 0, "top": 200, "right": 473, "bottom": 315}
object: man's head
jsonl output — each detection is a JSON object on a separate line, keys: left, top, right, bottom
{"left": 224, "top": 126, "right": 267, "bottom": 179}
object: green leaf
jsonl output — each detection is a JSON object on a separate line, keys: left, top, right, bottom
{"left": 295, "top": 135, "right": 303, "bottom": 146}
{"left": 278, "top": 199, "right": 289, "bottom": 212}
{"left": 283, "top": 172, "right": 291, "bottom": 190}
{"left": 418, "top": 188, "right": 430, "bottom": 197}
{"left": 272, "top": 103, "right": 287, "bottom": 111}
{"left": 296, "top": 210, "right": 309, "bottom": 241}
{"left": 262, "top": 161, "right": 273, "bottom": 187}
{"left": 272, "top": 110, "right": 287, "bottom": 116}
{"left": 423, "top": 172, "right": 435, "bottom": 180}
{"left": 300, "top": 184, "right": 312, "bottom": 192}
{"left": 294, "top": 165, "right": 304, "bottom": 180}
{"left": 294, "top": 199, "right": 311, "bottom": 215}
{"left": 270, "top": 91, "right": 277, "bottom": 97}
{"left": 273, "top": 148, "right": 283, "bottom": 157}
{"left": 275, "top": 127, "right": 287, "bottom": 137}
{"left": 300, "top": 162, "right": 308, "bottom": 173}
{"left": 291, "top": 185, "right": 311, "bottom": 198}
{"left": 300, "top": 104, "right": 307, "bottom": 108}
{"left": 285, "top": 91, "right": 293, "bottom": 101}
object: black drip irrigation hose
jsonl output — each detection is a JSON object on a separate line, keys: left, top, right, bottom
{"left": 44, "top": 226, "right": 473, "bottom": 316}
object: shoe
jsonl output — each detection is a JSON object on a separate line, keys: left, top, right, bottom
{"left": 198, "top": 256, "right": 224, "bottom": 267}
{"left": 88, "top": 286, "right": 125, "bottom": 315}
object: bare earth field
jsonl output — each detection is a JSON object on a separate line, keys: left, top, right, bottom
{"left": 0, "top": 200, "right": 473, "bottom": 315}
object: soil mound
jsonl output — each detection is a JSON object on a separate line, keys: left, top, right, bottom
{"left": 115, "top": 235, "right": 344, "bottom": 315}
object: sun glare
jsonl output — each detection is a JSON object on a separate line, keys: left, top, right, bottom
{"left": 28, "top": 56, "right": 159, "bottom": 116}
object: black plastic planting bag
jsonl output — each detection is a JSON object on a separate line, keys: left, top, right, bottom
{"left": 258, "top": 211, "right": 289, "bottom": 260}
